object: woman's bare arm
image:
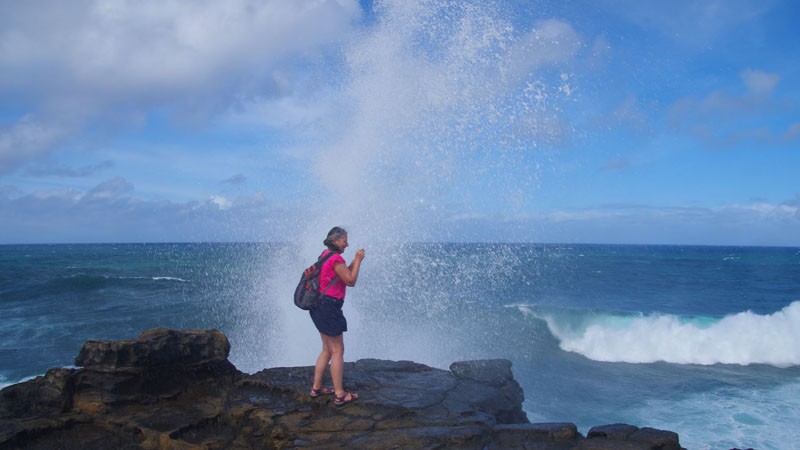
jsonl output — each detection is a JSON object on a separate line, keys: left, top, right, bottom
{"left": 334, "top": 248, "right": 365, "bottom": 286}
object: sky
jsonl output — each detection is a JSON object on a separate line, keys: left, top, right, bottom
{"left": 1, "top": 0, "right": 798, "bottom": 246}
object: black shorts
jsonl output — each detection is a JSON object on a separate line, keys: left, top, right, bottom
{"left": 310, "top": 295, "right": 347, "bottom": 336}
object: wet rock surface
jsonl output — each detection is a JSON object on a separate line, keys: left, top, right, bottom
{"left": 0, "top": 328, "right": 683, "bottom": 449}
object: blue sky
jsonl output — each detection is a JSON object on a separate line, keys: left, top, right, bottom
{"left": 1, "top": 0, "right": 798, "bottom": 246}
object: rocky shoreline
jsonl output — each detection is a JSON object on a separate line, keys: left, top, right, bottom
{"left": 0, "top": 328, "right": 683, "bottom": 449}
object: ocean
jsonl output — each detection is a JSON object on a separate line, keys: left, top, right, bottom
{"left": 1, "top": 242, "right": 799, "bottom": 449}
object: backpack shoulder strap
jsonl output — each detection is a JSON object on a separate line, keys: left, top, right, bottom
{"left": 318, "top": 250, "right": 336, "bottom": 265}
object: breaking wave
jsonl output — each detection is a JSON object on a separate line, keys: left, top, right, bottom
{"left": 519, "top": 301, "right": 800, "bottom": 367}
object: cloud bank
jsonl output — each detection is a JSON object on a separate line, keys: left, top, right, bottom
{"left": 0, "top": 0, "right": 361, "bottom": 174}
{"left": 1, "top": 0, "right": 798, "bottom": 245}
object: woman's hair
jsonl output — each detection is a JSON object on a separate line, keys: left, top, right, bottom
{"left": 323, "top": 226, "right": 348, "bottom": 252}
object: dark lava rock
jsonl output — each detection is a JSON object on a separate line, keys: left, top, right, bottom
{"left": 0, "top": 328, "right": 683, "bottom": 449}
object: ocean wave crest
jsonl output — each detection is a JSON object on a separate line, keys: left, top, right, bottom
{"left": 26, "top": 273, "right": 191, "bottom": 296}
{"left": 521, "top": 301, "right": 800, "bottom": 367}
{"left": 151, "top": 276, "right": 189, "bottom": 282}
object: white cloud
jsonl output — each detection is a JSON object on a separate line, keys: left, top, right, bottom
{"left": 0, "top": 116, "right": 66, "bottom": 174}
{"left": 781, "top": 123, "right": 800, "bottom": 142}
{"left": 594, "top": 0, "right": 780, "bottom": 48}
{"left": 3, "top": 172, "right": 799, "bottom": 245}
{"left": 31, "top": 188, "right": 83, "bottom": 202}
{"left": 715, "top": 202, "right": 798, "bottom": 218}
{"left": 24, "top": 160, "right": 114, "bottom": 177}
{"left": 1, "top": 0, "right": 360, "bottom": 95}
{"left": 594, "top": 96, "right": 651, "bottom": 134}
{"left": 84, "top": 176, "right": 134, "bottom": 200}
{"left": 440, "top": 200, "right": 800, "bottom": 246}
{"left": 741, "top": 68, "right": 781, "bottom": 96}
{"left": 668, "top": 68, "right": 796, "bottom": 148}
{"left": 0, "top": 0, "right": 362, "bottom": 173}
{"left": 0, "top": 185, "right": 22, "bottom": 200}
{"left": 0, "top": 178, "right": 295, "bottom": 243}
{"left": 222, "top": 174, "right": 246, "bottom": 185}
{"left": 209, "top": 195, "right": 232, "bottom": 210}
{"left": 512, "top": 19, "right": 582, "bottom": 72}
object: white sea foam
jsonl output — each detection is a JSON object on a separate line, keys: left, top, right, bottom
{"left": 529, "top": 301, "right": 800, "bottom": 367}
{"left": 0, "top": 374, "right": 38, "bottom": 391}
{"left": 630, "top": 380, "right": 800, "bottom": 450}
{"left": 152, "top": 276, "right": 189, "bottom": 282}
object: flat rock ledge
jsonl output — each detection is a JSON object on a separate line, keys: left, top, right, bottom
{"left": 0, "top": 328, "right": 683, "bottom": 450}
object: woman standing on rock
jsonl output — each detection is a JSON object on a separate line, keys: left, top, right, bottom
{"left": 309, "top": 226, "right": 365, "bottom": 406}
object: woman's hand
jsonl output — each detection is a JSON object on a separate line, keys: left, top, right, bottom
{"left": 355, "top": 248, "right": 365, "bottom": 261}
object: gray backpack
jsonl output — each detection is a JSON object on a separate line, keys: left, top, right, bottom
{"left": 294, "top": 252, "right": 338, "bottom": 310}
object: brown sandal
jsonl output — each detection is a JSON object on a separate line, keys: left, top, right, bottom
{"left": 310, "top": 386, "right": 333, "bottom": 397}
{"left": 334, "top": 391, "right": 358, "bottom": 406}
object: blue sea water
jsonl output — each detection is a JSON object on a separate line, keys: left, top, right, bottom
{"left": 1, "top": 243, "right": 799, "bottom": 449}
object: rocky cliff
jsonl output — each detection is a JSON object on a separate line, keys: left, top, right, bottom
{"left": 0, "top": 328, "right": 682, "bottom": 449}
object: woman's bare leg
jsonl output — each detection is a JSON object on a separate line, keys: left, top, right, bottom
{"left": 312, "top": 333, "right": 332, "bottom": 390}
{"left": 326, "top": 334, "right": 345, "bottom": 396}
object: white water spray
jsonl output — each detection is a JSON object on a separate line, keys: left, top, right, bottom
{"left": 232, "top": 0, "right": 579, "bottom": 372}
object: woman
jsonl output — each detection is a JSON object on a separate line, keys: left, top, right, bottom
{"left": 309, "top": 226, "right": 365, "bottom": 406}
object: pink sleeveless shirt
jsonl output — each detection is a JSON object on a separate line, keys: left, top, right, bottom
{"left": 319, "top": 250, "right": 346, "bottom": 300}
